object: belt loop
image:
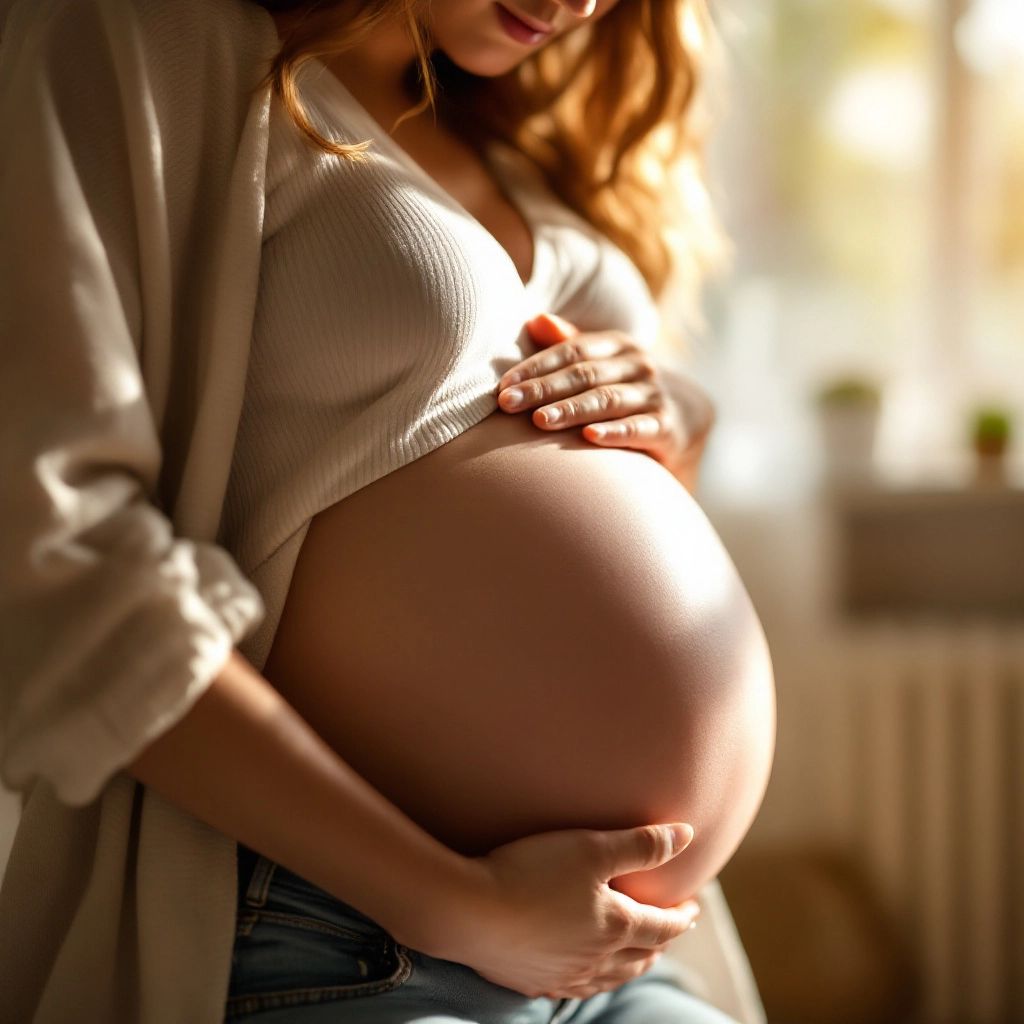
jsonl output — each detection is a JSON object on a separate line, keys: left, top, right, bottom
{"left": 237, "top": 843, "right": 278, "bottom": 909}
{"left": 246, "top": 855, "right": 277, "bottom": 908}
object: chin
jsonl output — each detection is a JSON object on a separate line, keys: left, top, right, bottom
{"left": 429, "top": 4, "right": 553, "bottom": 80}
{"left": 438, "top": 46, "right": 527, "bottom": 79}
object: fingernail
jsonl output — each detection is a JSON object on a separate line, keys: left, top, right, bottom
{"left": 540, "top": 407, "right": 562, "bottom": 424}
{"left": 544, "top": 313, "right": 575, "bottom": 333}
{"left": 669, "top": 823, "right": 694, "bottom": 853}
{"left": 501, "top": 388, "right": 523, "bottom": 408}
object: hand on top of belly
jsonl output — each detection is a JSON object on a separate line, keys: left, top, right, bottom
{"left": 496, "top": 313, "right": 715, "bottom": 490}
{"left": 421, "top": 821, "right": 701, "bottom": 1001}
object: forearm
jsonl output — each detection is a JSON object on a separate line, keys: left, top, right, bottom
{"left": 124, "top": 647, "right": 479, "bottom": 947}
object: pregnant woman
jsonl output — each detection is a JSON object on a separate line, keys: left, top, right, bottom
{"left": 0, "top": 0, "right": 774, "bottom": 1022}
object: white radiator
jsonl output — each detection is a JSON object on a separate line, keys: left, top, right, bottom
{"left": 840, "top": 620, "right": 1024, "bottom": 1023}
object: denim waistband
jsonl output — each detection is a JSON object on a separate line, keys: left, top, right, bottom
{"left": 235, "top": 841, "right": 385, "bottom": 931}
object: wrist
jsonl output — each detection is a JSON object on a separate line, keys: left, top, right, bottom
{"left": 666, "top": 433, "right": 709, "bottom": 494}
{"left": 657, "top": 362, "right": 715, "bottom": 494}
{"left": 384, "top": 851, "right": 497, "bottom": 957}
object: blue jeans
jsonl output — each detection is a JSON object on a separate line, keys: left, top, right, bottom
{"left": 226, "top": 843, "right": 739, "bottom": 1023}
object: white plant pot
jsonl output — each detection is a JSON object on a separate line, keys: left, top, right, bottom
{"left": 816, "top": 404, "right": 880, "bottom": 486}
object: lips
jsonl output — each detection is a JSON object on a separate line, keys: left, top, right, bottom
{"left": 493, "top": 2, "right": 552, "bottom": 44}
{"left": 501, "top": 5, "right": 554, "bottom": 34}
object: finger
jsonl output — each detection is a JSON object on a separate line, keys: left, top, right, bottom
{"left": 595, "top": 823, "right": 694, "bottom": 879}
{"left": 498, "top": 333, "right": 635, "bottom": 391}
{"left": 526, "top": 312, "right": 580, "bottom": 344}
{"left": 582, "top": 954, "right": 663, "bottom": 992}
{"left": 614, "top": 893, "right": 702, "bottom": 948}
{"left": 532, "top": 383, "right": 660, "bottom": 429}
{"left": 668, "top": 898, "right": 702, "bottom": 921}
{"left": 622, "top": 899, "right": 700, "bottom": 930}
{"left": 582, "top": 412, "right": 669, "bottom": 446}
{"left": 542, "top": 951, "right": 666, "bottom": 1001}
{"left": 560, "top": 986, "right": 603, "bottom": 1000}
{"left": 547, "top": 946, "right": 667, "bottom": 998}
{"left": 558, "top": 962, "right": 653, "bottom": 1000}
{"left": 604, "top": 947, "right": 665, "bottom": 970}
{"left": 499, "top": 357, "right": 655, "bottom": 415}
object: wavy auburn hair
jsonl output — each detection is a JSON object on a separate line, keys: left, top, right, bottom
{"left": 250, "top": 0, "right": 726, "bottom": 348}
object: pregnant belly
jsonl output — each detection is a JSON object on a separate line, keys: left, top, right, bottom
{"left": 262, "top": 409, "right": 776, "bottom": 908}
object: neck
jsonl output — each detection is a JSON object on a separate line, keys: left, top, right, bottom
{"left": 354, "top": 13, "right": 422, "bottom": 98}
{"left": 270, "top": 9, "right": 425, "bottom": 114}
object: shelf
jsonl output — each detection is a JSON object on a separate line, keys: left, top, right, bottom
{"left": 827, "top": 480, "right": 1024, "bottom": 617}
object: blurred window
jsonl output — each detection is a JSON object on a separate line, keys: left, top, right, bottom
{"left": 697, "top": 0, "right": 1024, "bottom": 501}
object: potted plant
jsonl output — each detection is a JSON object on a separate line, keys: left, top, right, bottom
{"left": 970, "top": 404, "right": 1013, "bottom": 484}
{"left": 971, "top": 406, "right": 1012, "bottom": 458}
{"left": 814, "top": 375, "right": 882, "bottom": 486}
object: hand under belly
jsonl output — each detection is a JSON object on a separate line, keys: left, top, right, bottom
{"left": 263, "top": 409, "right": 776, "bottom": 907}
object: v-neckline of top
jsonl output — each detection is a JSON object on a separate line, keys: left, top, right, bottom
{"left": 307, "top": 56, "right": 550, "bottom": 293}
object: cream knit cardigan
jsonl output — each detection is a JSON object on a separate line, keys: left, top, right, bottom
{"left": 0, "top": 0, "right": 766, "bottom": 1020}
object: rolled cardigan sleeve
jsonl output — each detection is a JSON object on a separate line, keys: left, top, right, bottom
{"left": 0, "top": 0, "right": 265, "bottom": 806}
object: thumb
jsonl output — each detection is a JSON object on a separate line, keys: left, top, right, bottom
{"left": 527, "top": 312, "right": 579, "bottom": 345}
{"left": 595, "top": 823, "right": 694, "bottom": 879}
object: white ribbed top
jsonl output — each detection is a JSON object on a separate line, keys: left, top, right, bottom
{"left": 227, "top": 57, "right": 661, "bottom": 668}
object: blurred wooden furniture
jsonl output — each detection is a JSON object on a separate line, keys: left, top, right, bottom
{"left": 828, "top": 481, "right": 1024, "bottom": 618}
{"left": 719, "top": 847, "right": 920, "bottom": 1024}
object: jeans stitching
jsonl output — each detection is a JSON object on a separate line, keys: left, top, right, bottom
{"left": 245, "top": 907, "right": 390, "bottom": 944}
{"left": 224, "top": 939, "right": 414, "bottom": 1018}
{"left": 236, "top": 911, "right": 259, "bottom": 939}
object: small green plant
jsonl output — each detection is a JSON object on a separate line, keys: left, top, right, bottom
{"left": 815, "top": 377, "right": 881, "bottom": 409}
{"left": 971, "top": 406, "right": 1012, "bottom": 457}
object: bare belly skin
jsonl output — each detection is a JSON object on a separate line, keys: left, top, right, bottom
{"left": 262, "top": 409, "right": 776, "bottom": 908}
